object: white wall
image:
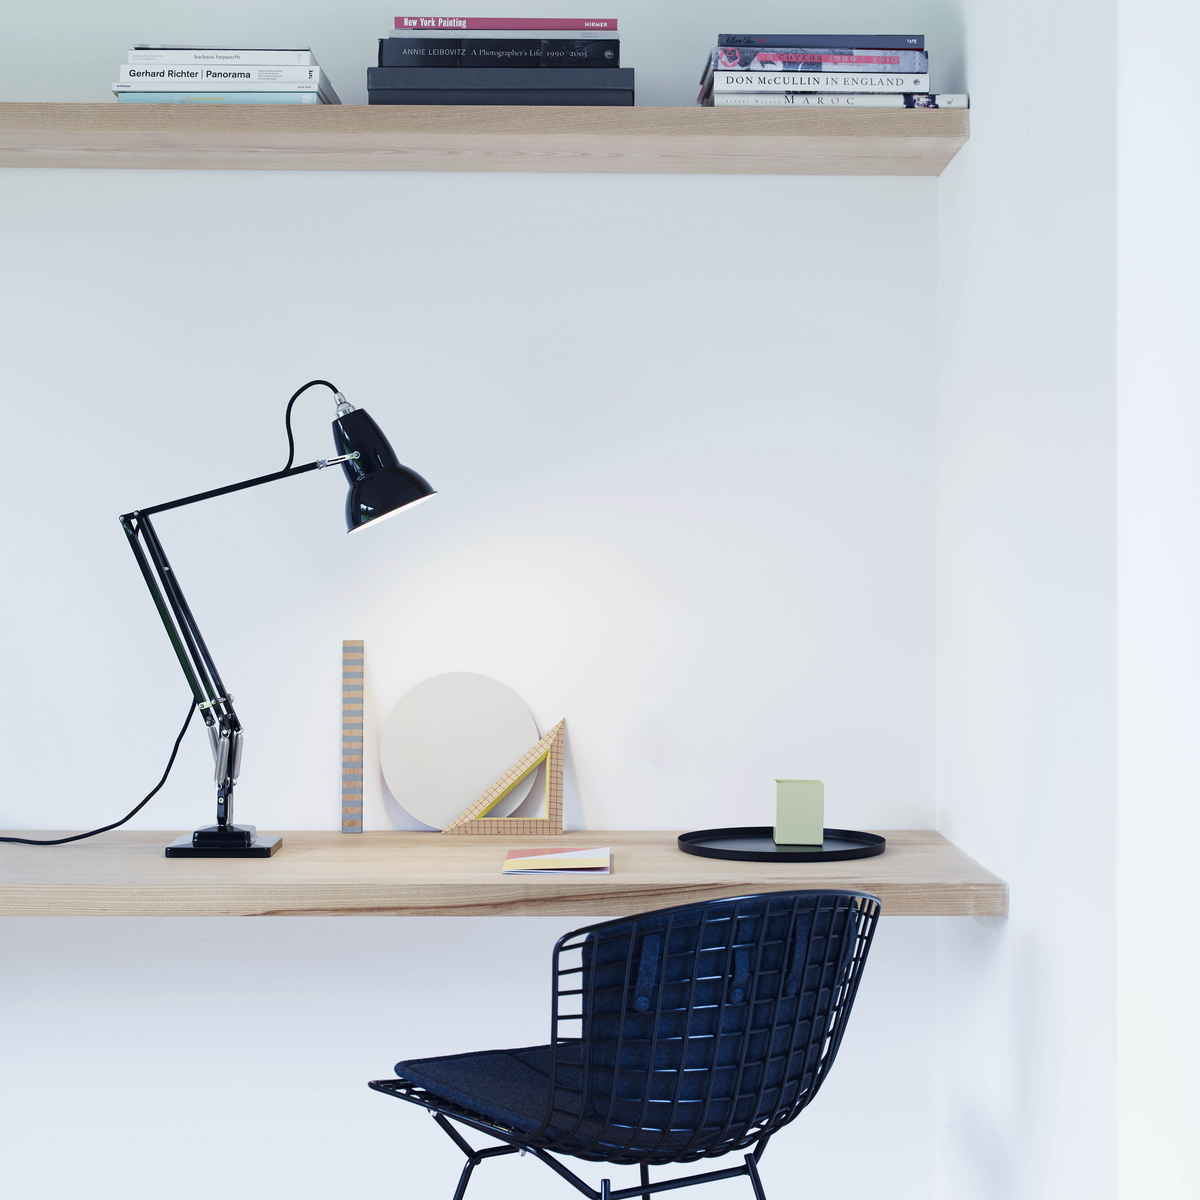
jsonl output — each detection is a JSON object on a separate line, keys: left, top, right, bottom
{"left": 0, "top": 168, "right": 937, "bottom": 836}
{"left": 934, "top": 1, "right": 1117, "bottom": 1198}
{"left": 1, "top": 66, "right": 942, "bottom": 1200}
{"left": 0, "top": 0, "right": 957, "bottom": 841}
{"left": 1116, "top": 0, "right": 1200, "bottom": 1196}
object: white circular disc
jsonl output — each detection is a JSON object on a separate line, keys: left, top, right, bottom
{"left": 380, "top": 673, "right": 540, "bottom": 829}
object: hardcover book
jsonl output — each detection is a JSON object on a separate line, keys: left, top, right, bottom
{"left": 128, "top": 48, "right": 319, "bottom": 65}
{"left": 395, "top": 16, "right": 618, "bottom": 30}
{"left": 133, "top": 43, "right": 315, "bottom": 50}
{"left": 116, "top": 91, "right": 325, "bottom": 103}
{"left": 116, "top": 65, "right": 339, "bottom": 102}
{"left": 388, "top": 27, "right": 617, "bottom": 39}
{"left": 717, "top": 34, "right": 923, "bottom": 49}
{"left": 115, "top": 78, "right": 340, "bottom": 101}
{"left": 708, "top": 92, "right": 967, "bottom": 108}
{"left": 380, "top": 38, "right": 619, "bottom": 66}
{"left": 367, "top": 87, "right": 632, "bottom": 105}
{"left": 120, "top": 64, "right": 326, "bottom": 85}
{"left": 710, "top": 47, "right": 927, "bottom": 72}
{"left": 711, "top": 72, "right": 929, "bottom": 94}
{"left": 367, "top": 65, "right": 633, "bottom": 89}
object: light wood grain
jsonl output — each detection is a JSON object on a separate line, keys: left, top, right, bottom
{"left": 0, "top": 829, "right": 1006, "bottom": 917}
{"left": 0, "top": 103, "right": 969, "bottom": 176}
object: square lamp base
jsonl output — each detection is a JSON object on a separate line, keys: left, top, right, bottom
{"left": 165, "top": 824, "right": 282, "bottom": 858}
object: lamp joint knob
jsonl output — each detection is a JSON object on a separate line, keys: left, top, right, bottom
{"left": 317, "top": 452, "right": 360, "bottom": 470}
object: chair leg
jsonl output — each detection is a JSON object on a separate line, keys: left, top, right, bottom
{"left": 745, "top": 1152, "right": 768, "bottom": 1200}
{"left": 600, "top": 1179, "right": 611, "bottom": 1199}
{"left": 640, "top": 1162, "right": 651, "bottom": 1200}
{"left": 451, "top": 1156, "right": 478, "bottom": 1200}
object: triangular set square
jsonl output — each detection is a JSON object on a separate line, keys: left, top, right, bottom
{"left": 442, "top": 719, "right": 565, "bottom": 836}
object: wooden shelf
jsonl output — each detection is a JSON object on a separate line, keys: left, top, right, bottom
{"left": 0, "top": 829, "right": 1005, "bottom": 917}
{"left": 0, "top": 102, "right": 968, "bottom": 175}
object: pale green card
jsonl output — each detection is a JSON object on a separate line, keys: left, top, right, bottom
{"left": 774, "top": 779, "right": 824, "bottom": 847}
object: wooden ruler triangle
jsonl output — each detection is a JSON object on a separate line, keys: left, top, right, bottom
{"left": 442, "top": 719, "right": 565, "bottom": 836}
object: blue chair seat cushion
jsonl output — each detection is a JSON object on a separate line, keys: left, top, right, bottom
{"left": 396, "top": 1044, "right": 554, "bottom": 1133}
{"left": 395, "top": 1041, "right": 810, "bottom": 1159}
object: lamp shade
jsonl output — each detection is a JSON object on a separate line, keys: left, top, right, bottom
{"left": 331, "top": 408, "right": 436, "bottom": 533}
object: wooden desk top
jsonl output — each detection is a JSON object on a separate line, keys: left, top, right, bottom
{"left": 0, "top": 830, "right": 1005, "bottom": 918}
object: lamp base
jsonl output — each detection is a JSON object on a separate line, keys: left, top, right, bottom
{"left": 165, "top": 825, "right": 282, "bottom": 858}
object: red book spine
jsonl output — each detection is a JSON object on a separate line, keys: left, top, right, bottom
{"left": 394, "top": 16, "right": 618, "bottom": 30}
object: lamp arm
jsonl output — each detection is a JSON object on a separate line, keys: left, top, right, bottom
{"left": 134, "top": 453, "right": 355, "bottom": 520}
{"left": 136, "top": 514, "right": 231, "bottom": 710}
{"left": 121, "top": 511, "right": 243, "bottom": 826}
{"left": 119, "top": 513, "right": 208, "bottom": 709}
{"left": 116, "top": 454, "right": 355, "bottom": 829}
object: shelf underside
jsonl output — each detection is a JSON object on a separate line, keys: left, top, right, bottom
{"left": 0, "top": 102, "right": 969, "bottom": 175}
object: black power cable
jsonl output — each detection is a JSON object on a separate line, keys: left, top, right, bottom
{"left": 0, "top": 699, "right": 197, "bottom": 846}
{"left": 4, "top": 384, "right": 338, "bottom": 849}
{"left": 283, "top": 379, "right": 340, "bottom": 472}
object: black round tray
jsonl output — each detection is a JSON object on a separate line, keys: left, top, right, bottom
{"left": 677, "top": 826, "right": 885, "bottom": 863}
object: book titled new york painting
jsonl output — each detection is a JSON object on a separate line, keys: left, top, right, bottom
{"left": 395, "top": 16, "right": 618, "bottom": 30}
{"left": 502, "top": 847, "right": 611, "bottom": 874}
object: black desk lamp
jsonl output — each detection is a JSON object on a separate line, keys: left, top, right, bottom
{"left": 119, "top": 380, "right": 434, "bottom": 859}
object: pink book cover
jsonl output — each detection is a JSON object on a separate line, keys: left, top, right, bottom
{"left": 395, "top": 17, "right": 618, "bottom": 30}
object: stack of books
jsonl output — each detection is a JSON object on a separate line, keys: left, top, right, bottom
{"left": 368, "top": 16, "right": 633, "bottom": 105}
{"left": 696, "top": 34, "right": 967, "bottom": 109}
{"left": 113, "top": 46, "right": 340, "bottom": 105}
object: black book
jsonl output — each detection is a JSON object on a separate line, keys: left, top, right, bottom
{"left": 368, "top": 87, "right": 632, "bottom": 105}
{"left": 717, "top": 34, "right": 924, "bottom": 49}
{"left": 379, "top": 38, "right": 620, "bottom": 67}
{"left": 367, "top": 66, "right": 634, "bottom": 90}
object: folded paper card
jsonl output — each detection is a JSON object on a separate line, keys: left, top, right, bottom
{"left": 502, "top": 846, "right": 611, "bottom": 874}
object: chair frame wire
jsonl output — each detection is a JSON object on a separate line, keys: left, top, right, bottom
{"left": 369, "top": 889, "right": 879, "bottom": 1200}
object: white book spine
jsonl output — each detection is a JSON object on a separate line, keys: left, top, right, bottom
{"left": 115, "top": 80, "right": 327, "bottom": 93}
{"left": 119, "top": 64, "right": 324, "bottom": 85}
{"left": 128, "top": 49, "right": 318, "bottom": 65}
{"left": 713, "top": 72, "right": 930, "bottom": 93}
{"left": 713, "top": 92, "right": 968, "bottom": 108}
{"left": 387, "top": 27, "right": 618, "bottom": 39}
{"left": 114, "top": 81, "right": 334, "bottom": 98}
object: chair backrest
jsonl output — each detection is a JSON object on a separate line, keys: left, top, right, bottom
{"left": 539, "top": 889, "right": 879, "bottom": 1166}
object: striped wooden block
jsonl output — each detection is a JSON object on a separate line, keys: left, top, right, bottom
{"left": 442, "top": 719, "right": 565, "bottom": 836}
{"left": 342, "top": 640, "right": 364, "bottom": 833}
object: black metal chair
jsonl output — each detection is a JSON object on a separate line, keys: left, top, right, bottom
{"left": 370, "top": 889, "right": 879, "bottom": 1200}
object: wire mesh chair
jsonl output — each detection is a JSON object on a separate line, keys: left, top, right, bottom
{"left": 369, "top": 889, "right": 880, "bottom": 1200}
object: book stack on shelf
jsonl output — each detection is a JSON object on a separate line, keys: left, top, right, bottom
{"left": 368, "top": 16, "right": 633, "bottom": 105}
{"left": 113, "top": 46, "right": 340, "bottom": 105}
{"left": 697, "top": 34, "right": 967, "bottom": 109}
